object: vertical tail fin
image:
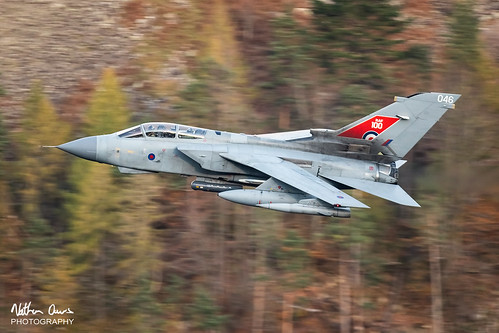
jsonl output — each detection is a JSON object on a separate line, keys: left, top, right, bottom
{"left": 335, "top": 92, "right": 461, "bottom": 158}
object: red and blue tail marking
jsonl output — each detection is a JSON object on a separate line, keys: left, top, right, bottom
{"left": 337, "top": 116, "right": 399, "bottom": 141}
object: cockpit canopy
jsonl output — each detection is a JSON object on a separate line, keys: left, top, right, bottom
{"left": 118, "top": 123, "right": 207, "bottom": 140}
{"left": 144, "top": 123, "right": 177, "bottom": 138}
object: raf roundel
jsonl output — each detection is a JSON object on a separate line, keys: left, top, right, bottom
{"left": 148, "top": 153, "right": 156, "bottom": 161}
{"left": 362, "top": 131, "right": 378, "bottom": 141}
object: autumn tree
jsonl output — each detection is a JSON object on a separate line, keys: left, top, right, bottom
{"left": 13, "top": 82, "right": 70, "bottom": 224}
{"left": 0, "top": 113, "right": 24, "bottom": 332}
{"left": 5, "top": 83, "right": 71, "bottom": 309}
{"left": 62, "top": 68, "right": 132, "bottom": 330}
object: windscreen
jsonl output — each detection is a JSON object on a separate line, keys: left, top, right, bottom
{"left": 118, "top": 126, "right": 143, "bottom": 138}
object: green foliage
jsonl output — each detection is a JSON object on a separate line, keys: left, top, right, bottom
{"left": 174, "top": 59, "right": 229, "bottom": 126}
{"left": 23, "top": 217, "right": 55, "bottom": 256}
{"left": 311, "top": 0, "right": 404, "bottom": 78}
{"left": 263, "top": 12, "right": 315, "bottom": 127}
{"left": 164, "top": 274, "right": 187, "bottom": 305}
{"left": 269, "top": 14, "right": 312, "bottom": 88}
{"left": 274, "top": 230, "right": 312, "bottom": 289}
{"left": 263, "top": 0, "right": 412, "bottom": 129}
{"left": 326, "top": 199, "right": 399, "bottom": 288}
{"left": 448, "top": 1, "right": 479, "bottom": 67}
{"left": 327, "top": 214, "right": 375, "bottom": 248}
{"left": 125, "top": 275, "right": 166, "bottom": 332}
{"left": 336, "top": 84, "right": 376, "bottom": 118}
{"left": 0, "top": 72, "right": 5, "bottom": 96}
{"left": 338, "top": 85, "right": 368, "bottom": 106}
{"left": 188, "top": 286, "right": 229, "bottom": 331}
{"left": 402, "top": 44, "right": 432, "bottom": 76}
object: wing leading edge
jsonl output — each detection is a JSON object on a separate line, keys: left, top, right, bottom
{"left": 219, "top": 153, "right": 369, "bottom": 209}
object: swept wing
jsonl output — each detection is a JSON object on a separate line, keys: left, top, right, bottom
{"left": 220, "top": 153, "right": 369, "bottom": 209}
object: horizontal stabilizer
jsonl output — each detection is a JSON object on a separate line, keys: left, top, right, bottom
{"left": 325, "top": 175, "right": 420, "bottom": 207}
{"left": 394, "top": 160, "right": 407, "bottom": 168}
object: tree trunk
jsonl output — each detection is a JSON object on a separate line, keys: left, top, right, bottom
{"left": 282, "top": 292, "right": 294, "bottom": 333}
{"left": 427, "top": 214, "right": 444, "bottom": 333}
{"left": 251, "top": 212, "right": 266, "bottom": 333}
{"left": 352, "top": 243, "right": 364, "bottom": 332}
{"left": 339, "top": 248, "right": 351, "bottom": 333}
{"left": 279, "top": 109, "right": 290, "bottom": 130}
{"left": 252, "top": 261, "right": 266, "bottom": 333}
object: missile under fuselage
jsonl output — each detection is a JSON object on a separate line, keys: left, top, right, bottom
{"left": 218, "top": 189, "right": 351, "bottom": 218}
{"left": 191, "top": 180, "right": 243, "bottom": 193}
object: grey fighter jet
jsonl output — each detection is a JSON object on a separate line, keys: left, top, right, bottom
{"left": 56, "top": 92, "right": 460, "bottom": 218}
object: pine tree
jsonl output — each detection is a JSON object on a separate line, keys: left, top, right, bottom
{"left": 188, "top": 286, "right": 229, "bottom": 331}
{"left": 264, "top": 0, "right": 429, "bottom": 128}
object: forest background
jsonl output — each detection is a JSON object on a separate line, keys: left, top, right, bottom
{"left": 0, "top": 0, "right": 498, "bottom": 332}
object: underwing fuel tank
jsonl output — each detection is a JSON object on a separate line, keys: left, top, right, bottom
{"left": 257, "top": 203, "right": 350, "bottom": 218}
{"left": 218, "top": 189, "right": 351, "bottom": 218}
{"left": 191, "top": 180, "right": 243, "bottom": 193}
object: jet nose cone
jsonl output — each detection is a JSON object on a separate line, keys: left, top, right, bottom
{"left": 58, "top": 136, "right": 97, "bottom": 161}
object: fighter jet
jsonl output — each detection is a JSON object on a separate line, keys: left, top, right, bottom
{"left": 55, "top": 92, "right": 460, "bottom": 218}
